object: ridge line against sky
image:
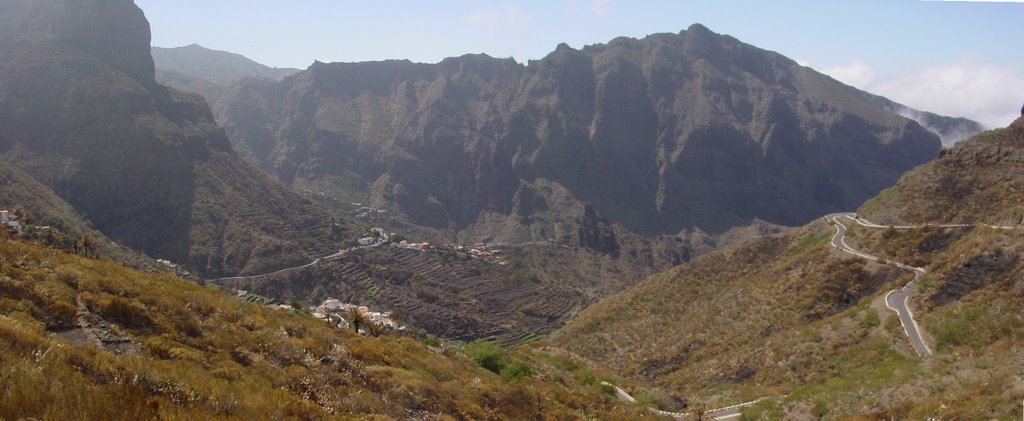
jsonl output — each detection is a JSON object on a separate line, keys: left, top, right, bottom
{"left": 137, "top": 0, "right": 1024, "bottom": 128}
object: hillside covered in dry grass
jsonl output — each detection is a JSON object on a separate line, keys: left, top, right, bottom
{"left": 551, "top": 118, "right": 1024, "bottom": 419}
{"left": 0, "top": 231, "right": 653, "bottom": 419}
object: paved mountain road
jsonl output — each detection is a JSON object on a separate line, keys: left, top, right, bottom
{"left": 601, "top": 381, "right": 763, "bottom": 420}
{"left": 827, "top": 213, "right": 933, "bottom": 357}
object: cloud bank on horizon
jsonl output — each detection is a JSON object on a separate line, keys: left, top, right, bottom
{"left": 822, "top": 57, "right": 1024, "bottom": 129}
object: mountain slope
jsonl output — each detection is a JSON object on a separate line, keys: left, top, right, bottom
{"left": 550, "top": 118, "right": 1024, "bottom": 419}
{"left": 860, "top": 118, "right": 1024, "bottom": 225}
{"left": 0, "top": 0, "right": 347, "bottom": 277}
{"left": 153, "top": 44, "right": 298, "bottom": 83}
{"left": 218, "top": 24, "right": 941, "bottom": 244}
{"left": 0, "top": 160, "right": 156, "bottom": 268}
{"left": 153, "top": 44, "right": 299, "bottom": 108}
{"left": 0, "top": 234, "right": 646, "bottom": 419}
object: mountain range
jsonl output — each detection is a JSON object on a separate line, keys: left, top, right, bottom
{"left": 206, "top": 24, "right": 957, "bottom": 245}
{"left": 0, "top": 0, "right": 1019, "bottom": 418}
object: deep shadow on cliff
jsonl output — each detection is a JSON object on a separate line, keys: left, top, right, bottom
{"left": 0, "top": 0, "right": 348, "bottom": 277}
{"left": 219, "top": 24, "right": 941, "bottom": 243}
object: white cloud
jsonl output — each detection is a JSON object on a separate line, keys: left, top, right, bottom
{"left": 822, "top": 59, "right": 876, "bottom": 89}
{"left": 592, "top": 0, "right": 611, "bottom": 16}
{"left": 465, "top": 4, "right": 530, "bottom": 28}
{"left": 821, "top": 57, "right": 1024, "bottom": 129}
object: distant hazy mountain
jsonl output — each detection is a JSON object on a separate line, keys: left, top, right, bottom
{"left": 0, "top": 0, "right": 346, "bottom": 277}
{"left": 850, "top": 90, "right": 985, "bottom": 147}
{"left": 218, "top": 24, "right": 941, "bottom": 244}
{"left": 153, "top": 44, "right": 299, "bottom": 107}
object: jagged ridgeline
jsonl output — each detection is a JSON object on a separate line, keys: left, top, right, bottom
{"left": 0, "top": 0, "right": 349, "bottom": 277}
{"left": 216, "top": 23, "right": 943, "bottom": 244}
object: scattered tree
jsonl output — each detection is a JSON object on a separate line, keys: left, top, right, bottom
{"left": 346, "top": 307, "right": 365, "bottom": 334}
{"left": 691, "top": 402, "right": 710, "bottom": 421}
{"left": 80, "top": 235, "right": 94, "bottom": 258}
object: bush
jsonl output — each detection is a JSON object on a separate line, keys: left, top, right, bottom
{"left": 499, "top": 361, "right": 532, "bottom": 380}
{"left": 812, "top": 400, "right": 829, "bottom": 418}
{"left": 90, "top": 296, "right": 155, "bottom": 330}
{"left": 465, "top": 339, "right": 505, "bottom": 374}
{"left": 860, "top": 308, "right": 881, "bottom": 330}
{"left": 47, "top": 300, "right": 78, "bottom": 328}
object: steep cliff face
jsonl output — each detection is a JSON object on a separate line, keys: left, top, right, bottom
{"left": 221, "top": 24, "right": 941, "bottom": 243}
{"left": 0, "top": 0, "right": 346, "bottom": 276}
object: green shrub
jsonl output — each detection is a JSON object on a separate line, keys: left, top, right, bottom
{"left": 465, "top": 339, "right": 505, "bottom": 374}
{"left": 929, "top": 305, "right": 1024, "bottom": 350}
{"left": 499, "top": 361, "right": 532, "bottom": 380}
{"left": 812, "top": 400, "right": 829, "bottom": 418}
{"left": 860, "top": 308, "right": 881, "bottom": 329}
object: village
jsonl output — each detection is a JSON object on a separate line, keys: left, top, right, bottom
{"left": 453, "top": 243, "right": 510, "bottom": 266}
{"left": 0, "top": 210, "right": 22, "bottom": 235}
{"left": 310, "top": 298, "right": 400, "bottom": 332}
{"left": 241, "top": 289, "right": 401, "bottom": 335}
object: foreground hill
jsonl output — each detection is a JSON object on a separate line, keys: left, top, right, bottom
{"left": 0, "top": 0, "right": 347, "bottom": 277}
{"left": 153, "top": 44, "right": 299, "bottom": 109}
{"left": 551, "top": 119, "right": 1024, "bottom": 419}
{"left": 219, "top": 23, "right": 940, "bottom": 244}
{"left": 0, "top": 232, "right": 647, "bottom": 419}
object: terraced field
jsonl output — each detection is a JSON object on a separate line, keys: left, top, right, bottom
{"left": 219, "top": 246, "right": 588, "bottom": 345}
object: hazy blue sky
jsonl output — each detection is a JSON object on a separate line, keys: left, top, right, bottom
{"left": 136, "top": 0, "right": 1024, "bottom": 127}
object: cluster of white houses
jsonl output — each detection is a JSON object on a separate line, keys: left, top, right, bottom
{"left": 357, "top": 227, "right": 390, "bottom": 246}
{"left": 456, "top": 243, "right": 509, "bottom": 265}
{"left": 0, "top": 210, "right": 22, "bottom": 235}
{"left": 312, "top": 298, "right": 399, "bottom": 332}
{"left": 396, "top": 240, "right": 431, "bottom": 252}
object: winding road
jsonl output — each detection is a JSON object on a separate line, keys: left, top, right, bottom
{"left": 601, "top": 381, "right": 762, "bottom": 420}
{"left": 827, "top": 213, "right": 937, "bottom": 357}
{"left": 208, "top": 239, "right": 387, "bottom": 283}
{"left": 599, "top": 214, "right": 1021, "bottom": 415}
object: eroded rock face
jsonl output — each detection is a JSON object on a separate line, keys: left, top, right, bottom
{"left": 0, "top": 0, "right": 344, "bottom": 276}
{"left": 220, "top": 24, "right": 940, "bottom": 243}
{"left": 0, "top": 0, "right": 200, "bottom": 261}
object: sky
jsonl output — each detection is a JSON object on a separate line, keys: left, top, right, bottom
{"left": 136, "top": 0, "right": 1024, "bottom": 128}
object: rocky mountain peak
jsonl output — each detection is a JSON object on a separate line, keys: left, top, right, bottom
{"left": 682, "top": 22, "right": 722, "bottom": 56}
{"left": 52, "top": 0, "right": 153, "bottom": 86}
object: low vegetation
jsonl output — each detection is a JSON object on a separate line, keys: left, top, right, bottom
{"left": 554, "top": 213, "right": 1024, "bottom": 419}
{"left": 0, "top": 232, "right": 647, "bottom": 419}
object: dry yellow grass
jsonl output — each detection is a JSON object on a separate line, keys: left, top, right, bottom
{"left": 0, "top": 231, "right": 646, "bottom": 419}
